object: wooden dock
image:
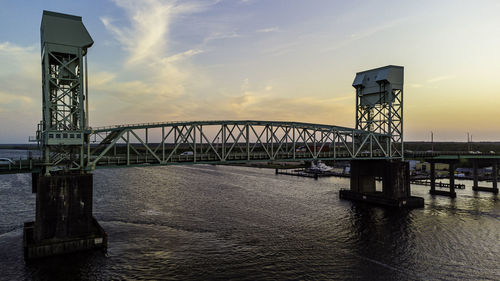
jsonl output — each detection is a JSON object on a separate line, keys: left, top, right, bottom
{"left": 275, "top": 168, "right": 349, "bottom": 179}
{"left": 410, "top": 179, "right": 466, "bottom": 189}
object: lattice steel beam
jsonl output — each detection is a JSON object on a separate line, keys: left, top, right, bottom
{"left": 83, "top": 121, "right": 390, "bottom": 169}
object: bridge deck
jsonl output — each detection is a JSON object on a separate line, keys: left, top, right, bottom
{"left": 3, "top": 151, "right": 499, "bottom": 175}
{"left": 0, "top": 151, "right": 389, "bottom": 174}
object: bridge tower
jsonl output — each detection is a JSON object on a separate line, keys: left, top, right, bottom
{"left": 341, "top": 66, "right": 423, "bottom": 208}
{"left": 24, "top": 11, "right": 106, "bottom": 259}
{"left": 353, "top": 65, "right": 404, "bottom": 158}
{"left": 38, "top": 10, "right": 92, "bottom": 174}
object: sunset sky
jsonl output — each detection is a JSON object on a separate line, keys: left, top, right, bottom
{"left": 0, "top": 0, "right": 499, "bottom": 143}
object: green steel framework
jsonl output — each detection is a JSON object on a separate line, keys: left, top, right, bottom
{"left": 84, "top": 120, "right": 392, "bottom": 170}
{"left": 4, "top": 148, "right": 500, "bottom": 175}
{"left": 1, "top": 11, "right": 497, "bottom": 177}
{"left": 354, "top": 72, "right": 404, "bottom": 158}
{"left": 1, "top": 119, "right": 393, "bottom": 174}
{"left": 0, "top": 11, "right": 410, "bottom": 175}
{"left": 38, "top": 11, "right": 94, "bottom": 175}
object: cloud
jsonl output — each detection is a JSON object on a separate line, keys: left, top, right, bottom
{"left": 322, "top": 17, "right": 407, "bottom": 53}
{"left": 163, "top": 49, "right": 204, "bottom": 63}
{"left": 195, "top": 94, "right": 353, "bottom": 125}
{"left": 173, "top": 78, "right": 353, "bottom": 126}
{"left": 260, "top": 40, "right": 301, "bottom": 57}
{"left": 409, "top": 83, "right": 424, "bottom": 88}
{"left": 203, "top": 31, "right": 241, "bottom": 43}
{"left": 90, "top": 0, "right": 355, "bottom": 128}
{"left": 81, "top": 1, "right": 355, "bottom": 128}
{"left": 0, "top": 42, "right": 36, "bottom": 53}
{"left": 0, "top": 42, "right": 40, "bottom": 141}
{"left": 427, "top": 75, "right": 454, "bottom": 83}
{"left": 256, "top": 27, "right": 279, "bottom": 33}
{"left": 0, "top": 42, "right": 39, "bottom": 105}
{"left": 101, "top": 0, "right": 203, "bottom": 65}
{"left": 92, "top": 0, "right": 214, "bottom": 125}
{"left": 0, "top": 42, "right": 38, "bottom": 77}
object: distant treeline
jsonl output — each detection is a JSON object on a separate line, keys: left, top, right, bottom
{"left": 0, "top": 144, "right": 39, "bottom": 150}
{"left": 404, "top": 142, "right": 500, "bottom": 153}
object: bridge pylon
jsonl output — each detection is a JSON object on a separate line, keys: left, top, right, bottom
{"left": 341, "top": 66, "right": 423, "bottom": 208}
{"left": 353, "top": 65, "right": 404, "bottom": 158}
{"left": 24, "top": 11, "right": 106, "bottom": 260}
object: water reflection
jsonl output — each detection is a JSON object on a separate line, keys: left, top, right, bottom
{"left": 0, "top": 158, "right": 498, "bottom": 280}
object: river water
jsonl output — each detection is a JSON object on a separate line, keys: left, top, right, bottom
{"left": 0, "top": 149, "right": 499, "bottom": 280}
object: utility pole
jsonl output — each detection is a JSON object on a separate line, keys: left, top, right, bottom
{"left": 467, "top": 132, "right": 470, "bottom": 151}
{"left": 431, "top": 131, "right": 434, "bottom": 152}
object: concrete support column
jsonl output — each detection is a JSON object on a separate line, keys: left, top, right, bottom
{"left": 34, "top": 173, "right": 94, "bottom": 241}
{"left": 449, "top": 162, "right": 456, "bottom": 196}
{"left": 382, "top": 161, "right": 410, "bottom": 199}
{"left": 430, "top": 161, "right": 456, "bottom": 198}
{"left": 469, "top": 160, "right": 498, "bottom": 194}
{"left": 472, "top": 160, "right": 479, "bottom": 191}
{"left": 340, "top": 160, "right": 423, "bottom": 208}
{"left": 430, "top": 161, "right": 436, "bottom": 193}
{"left": 493, "top": 162, "right": 498, "bottom": 191}
{"left": 24, "top": 173, "right": 107, "bottom": 259}
{"left": 349, "top": 160, "right": 376, "bottom": 193}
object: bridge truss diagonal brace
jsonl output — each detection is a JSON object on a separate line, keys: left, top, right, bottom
{"left": 89, "top": 129, "right": 126, "bottom": 168}
{"left": 129, "top": 130, "right": 162, "bottom": 163}
{"left": 165, "top": 126, "right": 195, "bottom": 163}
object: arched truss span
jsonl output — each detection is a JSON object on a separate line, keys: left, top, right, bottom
{"left": 86, "top": 120, "right": 394, "bottom": 170}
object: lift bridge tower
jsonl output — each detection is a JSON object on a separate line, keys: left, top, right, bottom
{"left": 352, "top": 65, "right": 404, "bottom": 158}
{"left": 38, "top": 10, "right": 92, "bottom": 174}
{"left": 24, "top": 11, "right": 107, "bottom": 260}
{"left": 340, "top": 66, "right": 422, "bottom": 208}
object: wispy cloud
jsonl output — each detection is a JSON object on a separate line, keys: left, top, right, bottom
{"left": 256, "top": 26, "right": 279, "bottom": 33}
{"left": 427, "top": 75, "right": 454, "bottom": 83}
{"left": 93, "top": 0, "right": 217, "bottom": 124}
{"left": 180, "top": 78, "right": 353, "bottom": 125}
{"left": 203, "top": 31, "right": 241, "bottom": 43}
{"left": 163, "top": 49, "right": 204, "bottom": 63}
{"left": 322, "top": 17, "right": 407, "bottom": 53}
{"left": 260, "top": 40, "right": 301, "bottom": 57}
{"left": 408, "top": 83, "right": 424, "bottom": 88}
{"left": 101, "top": 0, "right": 208, "bottom": 65}
{"left": 0, "top": 42, "right": 40, "bottom": 140}
{"left": 0, "top": 42, "right": 36, "bottom": 53}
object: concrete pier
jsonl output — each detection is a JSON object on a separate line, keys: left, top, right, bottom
{"left": 472, "top": 160, "right": 479, "bottom": 190}
{"left": 429, "top": 161, "right": 457, "bottom": 198}
{"left": 473, "top": 160, "right": 499, "bottom": 194}
{"left": 494, "top": 162, "right": 499, "bottom": 193}
{"left": 340, "top": 160, "right": 424, "bottom": 208}
{"left": 24, "top": 173, "right": 107, "bottom": 259}
{"left": 430, "top": 161, "right": 436, "bottom": 193}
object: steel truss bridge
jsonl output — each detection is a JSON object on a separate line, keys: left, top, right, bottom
{"left": 1, "top": 120, "right": 394, "bottom": 174}
{"left": 0, "top": 12, "right": 406, "bottom": 176}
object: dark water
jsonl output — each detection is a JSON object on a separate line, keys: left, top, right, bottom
{"left": 0, "top": 150, "right": 499, "bottom": 280}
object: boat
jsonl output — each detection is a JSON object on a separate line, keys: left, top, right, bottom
{"left": 307, "top": 160, "right": 333, "bottom": 173}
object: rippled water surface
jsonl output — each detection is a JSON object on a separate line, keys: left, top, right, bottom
{"left": 0, "top": 150, "right": 499, "bottom": 280}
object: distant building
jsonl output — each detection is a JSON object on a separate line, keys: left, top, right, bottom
{"left": 457, "top": 167, "right": 493, "bottom": 176}
{"left": 416, "top": 162, "right": 449, "bottom": 176}
{"left": 407, "top": 160, "right": 419, "bottom": 171}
